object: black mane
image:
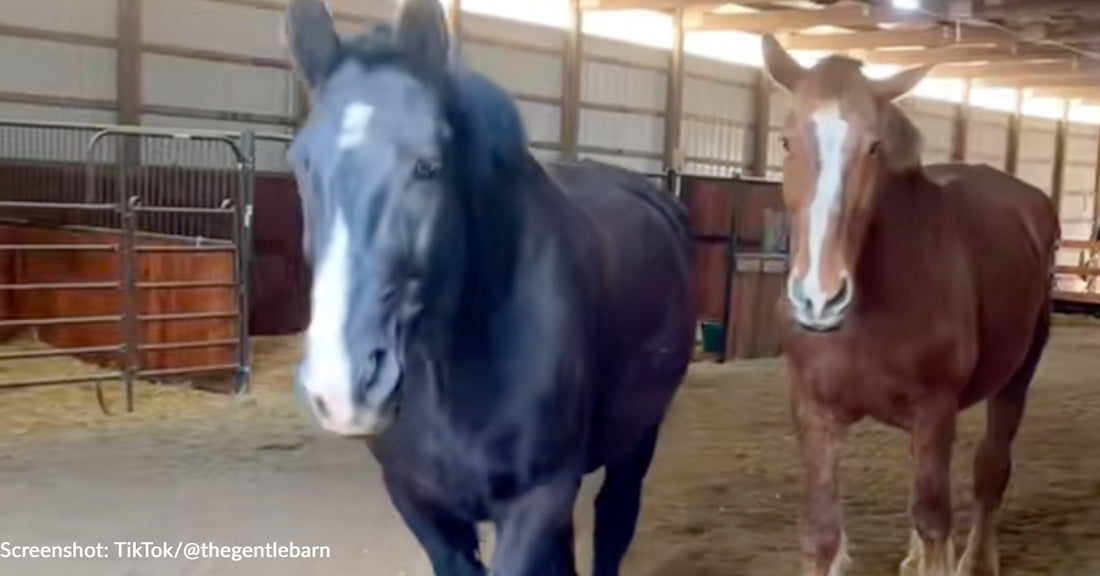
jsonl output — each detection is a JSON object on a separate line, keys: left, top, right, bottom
{"left": 342, "top": 23, "right": 534, "bottom": 342}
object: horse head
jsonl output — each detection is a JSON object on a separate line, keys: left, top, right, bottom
{"left": 285, "top": 0, "right": 465, "bottom": 437}
{"left": 761, "top": 34, "right": 933, "bottom": 332}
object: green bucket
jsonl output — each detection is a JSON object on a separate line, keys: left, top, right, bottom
{"left": 700, "top": 321, "right": 724, "bottom": 354}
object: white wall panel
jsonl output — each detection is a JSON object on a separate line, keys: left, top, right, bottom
{"left": 465, "top": 43, "right": 562, "bottom": 99}
{"left": 0, "top": 37, "right": 115, "bottom": 101}
{"left": 0, "top": 103, "right": 114, "bottom": 125}
{"left": 584, "top": 37, "right": 667, "bottom": 71}
{"left": 683, "top": 77, "right": 752, "bottom": 123}
{"left": 681, "top": 120, "right": 749, "bottom": 166}
{"left": 1061, "top": 122, "right": 1098, "bottom": 241}
{"left": 966, "top": 108, "right": 1009, "bottom": 167}
{"left": 143, "top": 0, "right": 286, "bottom": 60}
{"left": 515, "top": 100, "right": 561, "bottom": 145}
{"left": 143, "top": 55, "right": 295, "bottom": 118}
{"left": 903, "top": 100, "right": 954, "bottom": 163}
{"left": 0, "top": 0, "right": 117, "bottom": 38}
{"left": 684, "top": 161, "right": 737, "bottom": 178}
{"left": 684, "top": 56, "right": 756, "bottom": 87}
{"left": 580, "top": 152, "right": 662, "bottom": 174}
{"left": 1018, "top": 117, "right": 1057, "bottom": 194}
{"left": 462, "top": 14, "right": 563, "bottom": 54}
{"left": 582, "top": 60, "right": 666, "bottom": 112}
{"left": 578, "top": 109, "right": 663, "bottom": 155}
{"left": 141, "top": 114, "right": 291, "bottom": 172}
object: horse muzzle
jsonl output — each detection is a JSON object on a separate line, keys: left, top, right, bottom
{"left": 295, "top": 348, "right": 404, "bottom": 438}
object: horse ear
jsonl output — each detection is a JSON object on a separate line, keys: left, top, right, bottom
{"left": 285, "top": 0, "right": 341, "bottom": 91}
{"left": 873, "top": 64, "right": 932, "bottom": 102}
{"left": 396, "top": 0, "right": 450, "bottom": 79}
{"left": 761, "top": 34, "right": 804, "bottom": 94}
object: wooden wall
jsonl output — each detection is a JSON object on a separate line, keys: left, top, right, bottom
{"left": 0, "top": 223, "right": 236, "bottom": 374}
{"left": 682, "top": 175, "right": 787, "bottom": 360}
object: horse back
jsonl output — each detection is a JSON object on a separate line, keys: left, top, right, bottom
{"left": 924, "top": 163, "right": 1058, "bottom": 403}
{"left": 542, "top": 159, "right": 695, "bottom": 469}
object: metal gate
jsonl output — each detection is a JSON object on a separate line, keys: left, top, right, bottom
{"left": 0, "top": 120, "right": 254, "bottom": 412}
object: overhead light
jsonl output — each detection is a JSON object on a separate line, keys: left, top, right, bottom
{"left": 892, "top": 0, "right": 920, "bottom": 9}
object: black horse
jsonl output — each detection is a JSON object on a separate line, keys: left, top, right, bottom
{"left": 285, "top": 1, "right": 694, "bottom": 574}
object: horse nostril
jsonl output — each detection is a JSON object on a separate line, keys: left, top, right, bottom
{"left": 312, "top": 395, "right": 330, "bottom": 420}
{"left": 824, "top": 277, "right": 853, "bottom": 313}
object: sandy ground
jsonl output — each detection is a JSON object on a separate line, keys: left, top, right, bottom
{"left": 1, "top": 319, "right": 1099, "bottom": 576}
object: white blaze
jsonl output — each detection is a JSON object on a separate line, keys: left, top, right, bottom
{"left": 337, "top": 102, "right": 374, "bottom": 150}
{"left": 804, "top": 103, "right": 850, "bottom": 317}
{"left": 302, "top": 212, "right": 356, "bottom": 428}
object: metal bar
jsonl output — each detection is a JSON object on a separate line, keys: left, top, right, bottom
{"left": 0, "top": 344, "right": 122, "bottom": 361}
{"left": 663, "top": 7, "right": 685, "bottom": 172}
{"left": 0, "top": 200, "right": 119, "bottom": 212}
{"left": 132, "top": 205, "right": 235, "bottom": 215}
{"left": 0, "top": 281, "right": 120, "bottom": 291}
{"left": 138, "top": 311, "right": 239, "bottom": 322}
{"left": 236, "top": 131, "right": 256, "bottom": 395}
{"left": 1052, "top": 101, "right": 1069, "bottom": 217}
{"left": 119, "top": 147, "right": 138, "bottom": 414}
{"left": 137, "top": 364, "right": 238, "bottom": 379}
{"left": 0, "top": 373, "right": 124, "bottom": 390}
{"left": 137, "top": 280, "right": 235, "bottom": 290}
{"left": 0, "top": 315, "right": 122, "bottom": 328}
{"left": 0, "top": 243, "right": 117, "bottom": 252}
{"left": 138, "top": 338, "right": 237, "bottom": 352}
{"left": 136, "top": 244, "right": 234, "bottom": 253}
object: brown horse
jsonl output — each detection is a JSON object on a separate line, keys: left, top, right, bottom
{"left": 760, "top": 35, "right": 1059, "bottom": 576}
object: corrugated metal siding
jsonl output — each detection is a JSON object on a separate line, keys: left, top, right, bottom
{"left": 1062, "top": 123, "right": 1098, "bottom": 243}
{"left": 0, "top": 0, "right": 117, "bottom": 38}
{"left": 681, "top": 76, "right": 752, "bottom": 171}
{"left": 464, "top": 42, "right": 562, "bottom": 100}
{"left": 899, "top": 98, "right": 954, "bottom": 163}
{"left": 1018, "top": 117, "right": 1058, "bottom": 195}
{"left": 143, "top": 54, "right": 295, "bottom": 118}
{"left": 578, "top": 57, "right": 665, "bottom": 167}
{"left": 143, "top": 0, "right": 287, "bottom": 60}
{"left": 966, "top": 107, "right": 1009, "bottom": 168}
{"left": 0, "top": 37, "right": 115, "bottom": 101}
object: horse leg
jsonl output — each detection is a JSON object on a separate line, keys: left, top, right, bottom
{"left": 957, "top": 315, "right": 1047, "bottom": 576}
{"left": 792, "top": 388, "right": 851, "bottom": 576}
{"left": 491, "top": 475, "right": 580, "bottom": 576}
{"left": 900, "top": 399, "right": 957, "bottom": 576}
{"left": 591, "top": 424, "right": 661, "bottom": 576}
{"left": 383, "top": 473, "right": 486, "bottom": 576}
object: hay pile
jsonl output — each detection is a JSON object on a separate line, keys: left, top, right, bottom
{"left": 0, "top": 334, "right": 304, "bottom": 439}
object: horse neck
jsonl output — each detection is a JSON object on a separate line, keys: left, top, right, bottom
{"left": 851, "top": 166, "right": 938, "bottom": 296}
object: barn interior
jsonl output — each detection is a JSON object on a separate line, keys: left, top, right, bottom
{"left": 0, "top": 1, "right": 1099, "bottom": 575}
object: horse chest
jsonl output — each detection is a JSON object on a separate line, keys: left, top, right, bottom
{"left": 789, "top": 320, "right": 973, "bottom": 427}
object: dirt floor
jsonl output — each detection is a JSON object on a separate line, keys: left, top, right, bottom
{"left": 1, "top": 318, "right": 1099, "bottom": 575}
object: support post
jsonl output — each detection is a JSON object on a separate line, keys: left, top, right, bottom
{"left": 1093, "top": 126, "right": 1100, "bottom": 234}
{"left": 445, "top": 0, "right": 463, "bottom": 54}
{"left": 560, "top": 0, "right": 583, "bottom": 160}
{"left": 950, "top": 80, "right": 971, "bottom": 163}
{"left": 663, "top": 8, "right": 685, "bottom": 172}
{"left": 1051, "top": 100, "right": 1069, "bottom": 216}
{"left": 116, "top": 0, "right": 141, "bottom": 164}
{"left": 751, "top": 70, "right": 772, "bottom": 178}
{"left": 1004, "top": 89, "right": 1022, "bottom": 176}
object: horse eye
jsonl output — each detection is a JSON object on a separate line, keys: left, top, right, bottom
{"left": 414, "top": 159, "right": 441, "bottom": 180}
{"left": 869, "top": 141, "right": 882, "bottom": 156}
{"left": 780, "top": 137, "right": 790, "bottom": 152}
